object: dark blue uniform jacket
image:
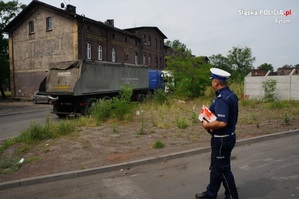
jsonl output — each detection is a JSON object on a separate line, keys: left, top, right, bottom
{"left": 209, "top": 86, "right": 238, "bottom": 135}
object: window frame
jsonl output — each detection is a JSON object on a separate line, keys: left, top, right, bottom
{"left": 135, "top": 52, "right": 138, "bottom": 65}
{"left": 29, "top": 20, "right": 34, "bottom": 34}
{"left": 112, "top": 47, "right": 116, "bottom": 62}
{"left": 98, "top": 45, "right": 103, "bottom": 60}
{"left": 46, "top": 17, "right": 52, "bottom": 31}
{"left": 143, "top": 54, "right": 146, "bottom": 65}
{"left": 86, "top": 43, "right": 92, "bottom": 60}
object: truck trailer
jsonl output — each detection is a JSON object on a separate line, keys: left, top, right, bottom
{"left": 39, "top": 60, "right": 164, "bottom": 118}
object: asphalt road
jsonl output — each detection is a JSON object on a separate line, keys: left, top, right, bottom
{"left": 0, "top": 101, "right": 58, "bottom": 140}
{"left": 1, "top": 132, "right": 298, "bottom": 199}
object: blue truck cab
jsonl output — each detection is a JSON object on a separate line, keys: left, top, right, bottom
{"left": 148, "top": 69, "right": 165, "bottom": 92}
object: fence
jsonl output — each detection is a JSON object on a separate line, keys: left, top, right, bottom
{"left": 244, "top": 69, "right": 299, "bottom": 100}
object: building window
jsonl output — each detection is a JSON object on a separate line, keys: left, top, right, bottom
{"left": 143, "top": 54, "right": 146, "bottom": 65}
{"left": 143, "top": 34, "right": 147, "bottom": 45}
{"left": 112, "top": 48, "right": 116, "bottom": 62}
{"left": 29, "top": 20, "right": 34, "bottom": 34}
{"left": 46, "top": 17, "right": 52, "bottom": 31}
{"left": 148, "top": 55, "right": 151, "bottom": 66}
{"left": 86, "top": 43, "right": 91, "bottom": 60}
{"left": 160, "top": 58, "right": 162, "bottom": 68}
{"left": 98, "top": 45, "right": 102, "bottom": 60}
{"left": 135, "top": 53, "right": 138, "bottom": 65}
{"left": 148, "top": 36, "right": 151, "bottom": 46}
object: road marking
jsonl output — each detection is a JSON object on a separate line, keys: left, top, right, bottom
{"left": 271, "top": 174, "right": 299, "bottom": 181}
{"left": 239, "top": 165, "right": 251, "bottom": 170}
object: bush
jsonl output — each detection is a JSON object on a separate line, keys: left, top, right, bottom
{"left": 90, "top": 99, "right": 113, "bottom": 122}
{"left": 262, "top": 79, "right": 277, "bottom": 102}
{"left": 111, "top": 97, "right": 134, "bottom": 120}
{"left": 90, "top": 86, "right": 135, "bottom": 123}
{"left": 153, "top": 88, "right": 168, "bottom": 104}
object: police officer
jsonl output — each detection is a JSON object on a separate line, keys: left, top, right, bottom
{"left": 195, "top": 68, "right": 239, "bottom": 199}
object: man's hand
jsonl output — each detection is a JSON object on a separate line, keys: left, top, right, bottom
{"left": 202, "top": 120, "right": 213, "bottom": 132}
{"left": 202, "top": 120, "right": 227, "bottom": 131}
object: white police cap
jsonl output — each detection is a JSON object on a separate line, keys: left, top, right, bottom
{"left": 210, "top": 68, "right": 231, "bottom": 81}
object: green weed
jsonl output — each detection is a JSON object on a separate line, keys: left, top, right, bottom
{"left": 152, "top": 140, "right": 165, "bottom": 149}
{"left": 176, "top": 118, "right": 189, "bottom": 129}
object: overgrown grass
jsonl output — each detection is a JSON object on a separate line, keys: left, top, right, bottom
{"left": 0, "top": 117, "right": 75, "bottom": 153}
{"left": 0, "top": 118, "right": 76, "bottom": 174}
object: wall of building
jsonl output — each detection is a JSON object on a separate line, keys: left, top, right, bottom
{"left": 7, "top": 2, "right": 168, "bottom": 99}
{"left": 9, "top": 8, "right": 78, "bottom": 98}
{"left": 126, "top": 28, "right": 165, "bottom": 69}
{"left": 78, "top": 21, "right": 141, "bottom": 65}
{"left": 244, "top": 70, "right": 299, "bottom": 100}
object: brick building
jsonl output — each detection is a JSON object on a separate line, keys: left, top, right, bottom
{"left": 277, "top": 67, "right": 299, "bottom": 76}
{"left": 4, "top": 1, "right": 168, "bottom": 98}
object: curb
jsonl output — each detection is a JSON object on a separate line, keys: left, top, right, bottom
{"left": 0, "top": 129, "right": 298, "bottom": 190}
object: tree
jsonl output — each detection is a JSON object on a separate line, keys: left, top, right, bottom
{"left": 258, "top": 63, "right": 273, "bottom": 72}
{"left": 227, "top": 46, "right": 256, "bottom": 81}
{"left": 165, "top": 39, "right": 192, "bottom": 57}
{"left": 166, "top": 55, "right": 212, "bottom": 98}
{"left": 165, "top": 40, "right": 212, "bottom": 98}
{"left": 209, "top": 54, "right": 231, "bottom": 73}
{"left": 0, "top": 0, "right": 26, "bottom": 99}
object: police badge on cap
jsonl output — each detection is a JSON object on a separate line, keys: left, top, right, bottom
{"left": 210, "top": 68, "right": 231, "bottom": 81}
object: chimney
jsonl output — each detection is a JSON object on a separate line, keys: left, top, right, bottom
{"left": 66, "top": 4, "right": 76, "bottom": 14}
{"left": 105, "top": 19, "right": 114, "bottom": 27}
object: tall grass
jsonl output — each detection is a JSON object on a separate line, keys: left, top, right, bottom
{"left": 0, "top": 118, "right": 76, "bottom": 173}
{"left": 0, "top": 119, "right": 75, "bottom": 154}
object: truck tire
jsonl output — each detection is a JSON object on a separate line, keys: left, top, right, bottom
{"left": 86, "top": 98, "right": 97, "bottom": 114}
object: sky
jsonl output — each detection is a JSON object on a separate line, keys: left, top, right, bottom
{"left": 16, "top": 0, "right": 299, "bottom": 70}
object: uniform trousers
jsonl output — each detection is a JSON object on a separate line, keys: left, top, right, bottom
{"left": 205, "top": 133, "right": 239, "bottom": 199}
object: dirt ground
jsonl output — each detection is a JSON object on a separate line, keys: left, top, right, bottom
{"left": 1, "top": 100, "right": 299, "bottom": 183}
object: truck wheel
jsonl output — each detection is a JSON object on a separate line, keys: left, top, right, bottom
{"left": 86, "top": 98, "right": 97, "bottom": 114}
{"left": 137, "top": 94, "right": 146, "bottom": 102}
